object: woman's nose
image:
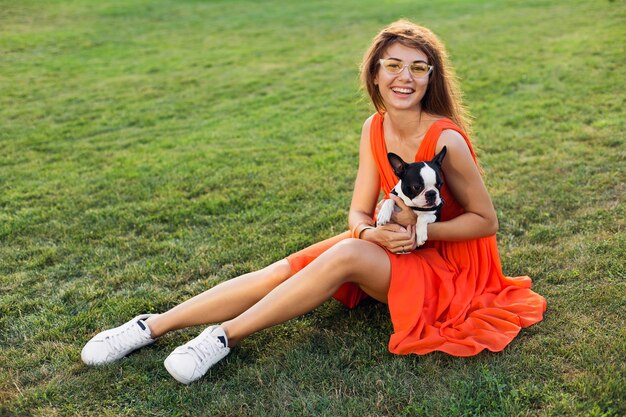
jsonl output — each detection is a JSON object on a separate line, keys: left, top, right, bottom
{"left": 398, "top": 65, "right": 413, "bottom": 80}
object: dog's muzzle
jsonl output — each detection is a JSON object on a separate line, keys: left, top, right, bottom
{"left": 425, "top": 190, "right": 438, "bottom": 206}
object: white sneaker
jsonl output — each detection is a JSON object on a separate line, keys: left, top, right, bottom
{"left": 164, "top": 325, "right": 230, "bottom": 384}
{"left": 81, "top": 314, "right": 156, "bottom": 365}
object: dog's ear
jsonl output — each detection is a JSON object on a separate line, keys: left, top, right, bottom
{"left": 431, "top": 146, "right": 447, "bottom": 167}
{"left": 387, "top": 153, "right": 408, "bottom": 178}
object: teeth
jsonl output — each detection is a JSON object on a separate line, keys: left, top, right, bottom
{"left": 392, "top": 87, "right": 414, "bottom": 94}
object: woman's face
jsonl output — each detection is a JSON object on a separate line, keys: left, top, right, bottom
{"left": 374, "top": 42, "right": 430, "bottom": 112}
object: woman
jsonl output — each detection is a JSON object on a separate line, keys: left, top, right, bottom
{"left": 81, "top": 20, "right": 546, "bottom": 384}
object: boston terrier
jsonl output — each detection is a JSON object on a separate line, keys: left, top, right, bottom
{"left": 376, "top": 146, "right": 447, "bottom": 247}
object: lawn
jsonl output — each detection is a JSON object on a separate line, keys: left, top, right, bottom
{"left": 1, "top": 0, "right": 624, "bottom": 415}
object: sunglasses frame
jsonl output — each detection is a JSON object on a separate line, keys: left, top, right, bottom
{"left": 379, "top": 58, "right": 434, "bottom": 78}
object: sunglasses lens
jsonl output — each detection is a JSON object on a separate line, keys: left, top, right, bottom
{"left": 410, "top": 63, "right": 430, "bottom": 77}
{"left": 381, "top": 60, "right": 402, "bottom": 73}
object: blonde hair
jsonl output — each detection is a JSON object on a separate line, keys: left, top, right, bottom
{"left": 360, "top": 19, "right": 471, "bottom": 135}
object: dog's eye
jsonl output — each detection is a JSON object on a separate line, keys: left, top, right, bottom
{"left": 412, "top": 185, "right": 423, "bottom": 193}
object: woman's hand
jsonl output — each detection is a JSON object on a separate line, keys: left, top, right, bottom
{"left": 363, "top": 223, "right": 417, "bottom": 254}
{"left": 388, "top": 194, "right": 417, "bottom": 227}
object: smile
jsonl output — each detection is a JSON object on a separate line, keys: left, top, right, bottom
{"left": 391, "top": 87, "right": 415, "bottom": 95}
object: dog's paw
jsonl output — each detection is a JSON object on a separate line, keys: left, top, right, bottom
{"left": 376, "top": 199, "right": 394, "bottom": 226}
{"left": 415, "top": 219, "right": 431, "bottom": 246}
{"left": 415, "top": 229, "right": 427, "bottom": 247}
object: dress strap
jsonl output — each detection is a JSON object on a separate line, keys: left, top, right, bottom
{"left": 369, "top": 112, "right": 385, "bottom": 164}
{"left": 369, "top": 112, "right": 399, "bottom": 196}
{"left": 417, "top": 118, "right": 479, "bottom": 166}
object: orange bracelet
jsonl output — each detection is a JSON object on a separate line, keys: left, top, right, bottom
{"left": 351, "top": 223, "right": 363, "bottom": 239}
{"left": 357, "top": 225, "right": 375, "bottom": 239}
{"left": 351, "top": 222, "right": 375, "bottom": 239}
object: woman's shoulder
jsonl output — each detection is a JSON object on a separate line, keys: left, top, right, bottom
{"left": 362, "top": 112, "right": 379, "bottom": 130}
{"left": 359, "top": 112, "right": 380, "bottom": 142}
{"left": 437, "top": 128, "right": 467, "bottom": 152}
{"left": 436, "top": 127, "right": 477, "bottom": 166}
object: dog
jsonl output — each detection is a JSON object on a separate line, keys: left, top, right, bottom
{"left": 376, "top": 146, "right": 447, "bottom": 247}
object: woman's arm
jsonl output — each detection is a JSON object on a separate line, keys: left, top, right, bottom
{"left": 348, "top": 116, "right": 380, "bottom": 228}
{"left": 427, "top": 129, "right": 499, "bottom": 241}
{"left": 349, "top": 117, "right": 416, "bottom": 253}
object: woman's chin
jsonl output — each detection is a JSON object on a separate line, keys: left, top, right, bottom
{"left": 385, "top": 101, "right": 421, "bottom": 112}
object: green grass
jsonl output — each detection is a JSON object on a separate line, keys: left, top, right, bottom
{"left": 1, "top": 0, "right": 624, "bottom": 415}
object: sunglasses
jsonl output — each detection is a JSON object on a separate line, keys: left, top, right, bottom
{"left": 379, "top": 58, "right": 433, "bottom": 78}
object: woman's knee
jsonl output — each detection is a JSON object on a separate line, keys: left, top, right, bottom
{"left": 327, "top": 238, "right": 375, "bottom": 272}
{"left": 327, "top": 238, "right": 391, "bottom": 286}
{"left": 258, "top": 259, "right": 293, "bottom": 287}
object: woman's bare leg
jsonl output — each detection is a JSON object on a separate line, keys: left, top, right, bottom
{"left": 221, "top": 239, "right": 391, "bottom": 346}
{"left": 145, "top": 260, "right": 293, "bottom": 337}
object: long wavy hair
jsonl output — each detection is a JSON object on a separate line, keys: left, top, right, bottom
{"left": 360, "top": 19, "right": 471, "bottom": 135}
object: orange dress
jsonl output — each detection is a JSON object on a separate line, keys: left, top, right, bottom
{"left": 287, "top": 113, "right": 547, "bottom": 356}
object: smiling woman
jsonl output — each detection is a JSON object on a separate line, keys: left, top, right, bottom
{"left": 81, "top": 19, "right": 546, "bottom": 385}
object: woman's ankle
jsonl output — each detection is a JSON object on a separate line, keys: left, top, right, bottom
{"left": 144, "top": 314, "right": 167, "bottom": 338}
{"left": 219, "top": 322, "right": 242, "bottom": 347}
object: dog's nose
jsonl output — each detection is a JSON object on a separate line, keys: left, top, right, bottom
{"left": 425, "top": 190, "right": 437, "bottom": 200}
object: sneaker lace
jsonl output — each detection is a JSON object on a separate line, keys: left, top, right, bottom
{"left": 105, "top": 322, "right": 148, "bottom": 353}
{"left": 187, "top": 333, "right": 223, "bottom": 367}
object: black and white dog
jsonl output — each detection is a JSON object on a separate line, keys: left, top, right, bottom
{"left": 376, "top": 147, "right": 447, "bottom": 247}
